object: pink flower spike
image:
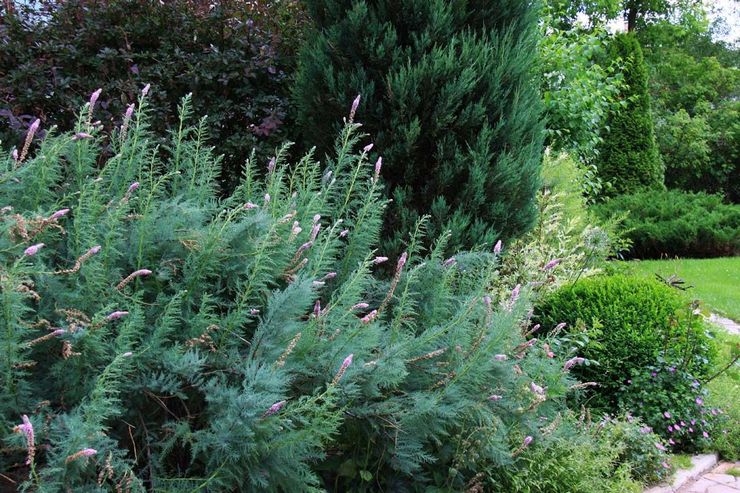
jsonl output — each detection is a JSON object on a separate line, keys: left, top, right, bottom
{"left": 488, "top": 394, "right": 502, "bottom": 401}
{"left": 313, "top": 214, "right": 321, "bottom": 223}
{"left": 510, "top": 284, "right": 521, "bottom": 304}
{"left": 250, "top": 309, "right": 260, "bottom": 315}
{"left": 668, "top": 438, "right": 675, "bottom": 445}
{"left": 314, "top": 300, "right": 321, "bottom": 317}
{"left": 12, "top": 149, "right": 19, "bottom": 161}
{"left": 50, "top": 208, "right": 70, "bottom": 220}
{"left": 267, "top": 157, "right": 276, "bottom": 173}
{"left": 339, "top": 229, "right": 349, "bottom": 238}
{"left": 142, "top": 84, "right": 151, "bottom": 96}
{"left": 323, "top": 272, "right": 337, "bottom": 280}
{"left": 131, "top": 269, "right": 152, "bottom": 278}
{"left": 662, "top": 462, "right": 671, "bottom": 469}
{"left": 264, "top": 193, "right": 271, "bottom": 204}
{"left": 443, "top": 257, "right": 456, "bottom": 267}
{"left": 522, "top": 436, "right": 533, "bottom": 447}
{"left": 373, "top": 256, "right": 388, "bottom": 265}
{"left": 493, "top": 240, "right": 502, "bottom": 255}
{"left": 106, "top": 311, "right": 129, "bottom": 321}
{"left": 127, "top": 182, "right": 140, "bottom": 195}
{"left": 494, "top": 354, "right": 507, "bottom": 361}
{"left": 87, "top": 245, "right": 102, "bottom": 255}
{"left": 374, "top": 157, "right": 382, "bottom": 178}
{"left": 703, "top": 431, "right": 709, "bottom": 438}
{"left": 349, "top": 94, "right": 361, "bottom": 121}
{"left": 72, "top": 132, "right": 93, "bottom": 141}
{"left": 563, "top": 357, "right": 586, "bottom": 371}
{"left": 352, "top": 303, "right": 369, "bottom": 310}
{"left": 89, "top": 89, "right": 102, "bottom": 108}
{"left": 341, "top": 353, "right": 353, "bottom": 371}
{"left": 363, "top": 143, "right": 374, "bottom": 153}
{"left": 361, "top": 310, "right": 378, "bottom": 324}
{"left": 24, "top": 243, "right": 45, "bottom": 256}
{"left": 655, "top": 442, "right": 666, "bottom": 451}
{"left": 244, "top": 202, "right": 258, "bottom": 210}
{"left": 124, "top": 104, "right": 135, "bottom": 120}
{"left": 553, "top": 323, "right": 567, "bottom": 332}
{"left": 264, "top": 400, "right": 286, "bottom": 417}
{"left": 530, "top": 382, "right": 544, "bottom": 395}
{"left": 543, "top": 258, "right": 561, "bottom": 271}
{"left": 51, "top": 329, "right": 66, "bottom": 336}
{"left": 397, "top": 252, "right": 408, "bottom": 271}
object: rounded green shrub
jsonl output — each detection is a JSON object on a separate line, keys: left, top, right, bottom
{"left": 534, "top": 275, "right": 712, "bottom": 411}
{"left": 596, "top": 33, "right": 663, "bottom": 196}
{"left": 593, "top": 189, "right": 740, "bottom": 258}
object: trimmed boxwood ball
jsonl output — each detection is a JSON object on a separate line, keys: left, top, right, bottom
{"left": 534, "top": 275, "right": 713, "bottom": 412}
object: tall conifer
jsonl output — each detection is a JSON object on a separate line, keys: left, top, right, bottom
{"left": 293, "top": 0, "right": 545, "bottom": 253}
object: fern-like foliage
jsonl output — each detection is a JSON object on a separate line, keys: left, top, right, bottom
{"left": 1, "top": 93, "right": 577, "bottom": 492}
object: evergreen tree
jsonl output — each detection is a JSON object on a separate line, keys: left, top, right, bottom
{"left": 597, "top": 33, "right": 663, "bottom": 196}
{"left": 292, "top": 0, "right": 545, "bottom": 255}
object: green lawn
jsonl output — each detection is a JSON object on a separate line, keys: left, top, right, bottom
{"left": 620, "top": 257, "right": 740, "bottom": 321}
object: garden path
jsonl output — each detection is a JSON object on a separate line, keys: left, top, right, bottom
{"left": 709, "top": 314, "right": 739, "bottom": 336}
{"left": 675, "top": 462, "right": 740, "bottom": 493}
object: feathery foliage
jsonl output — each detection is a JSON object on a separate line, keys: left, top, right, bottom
{"left": 1, "top": 94, "right": 580, "bottom": 491}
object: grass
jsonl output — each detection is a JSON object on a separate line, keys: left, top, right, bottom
{"left": 619, "top": 257, "right": 740, "bottom": 321}
{"left": 705, "top": 329, "right": 740, "bottom": 461}
{"left": 671, "top": 454, "right": 693, "bottom": 470}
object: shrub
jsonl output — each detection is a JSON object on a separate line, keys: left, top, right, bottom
{"left": 0, "top": 0, "right": 299, "bottom": 190}
{"left": 486, "top": 413, "right": 670, "bottom": 491}
{"left": 616, "top": 363, "right": 721, "bottom": 453}
{"left": 592, "top": 189, "right": 740, "bottom": 258}
{"left": 534, "top": 275, "right": 713, "bottom": 412}
{"left": 596, "top": 33, "right": 663, "bottom": 196}
{"left": 292, "top": 0, "right": 544, "bottom": 255}
{"left": 0, "top": 96, "right": 579, "bottom": 491}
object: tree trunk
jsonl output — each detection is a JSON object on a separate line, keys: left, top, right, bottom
{"left": 626, "top": 7, "right": 638, "bottom": 32}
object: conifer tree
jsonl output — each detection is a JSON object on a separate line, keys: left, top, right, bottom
{"left": 597, "top": 33, "right": 663, "bottom": 195}
{"left": 292, "top": 0, "right": 545, "bottom": 254}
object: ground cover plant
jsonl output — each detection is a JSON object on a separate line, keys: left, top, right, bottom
{"left": 0, "top": 93, "right": 595, "bottom": 492}
{"left": 621, "top": 257, "right": 740, "bottom": 320}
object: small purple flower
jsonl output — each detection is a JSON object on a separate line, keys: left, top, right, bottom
{"left": 339, "top": 229, "right": 349, "bottom": 238}
{"left": 702, "top": 431, "right": 709, "bottom": 438}
{"left": 668, "top": 425, "right": 673, "bottom": 432}
{"left": 397, "top": 252, "right": 408, "bottom": 271}
{"left": 12, "top": 149, "right": 19, "bottom": 161}
{"left": 373, "top": 256, "right": 388, "bottom": 265}
{"left": 669, "top": 366, "right": 676, "bottom": 373}
{"left": 674, "top": 423, "right": 681, "bottom": 431}
{"left": 267, "top": 157, "right": 276, "bottom": 173}
{"left": 352, "top": 302, "right": 370, "bottom": 310}
{"left": 264, "top": 400, "right": 286, "bottom": 417}
{"left": 494, "top": 354, "right": 508, "bottom": 361}
{"left": 664, "top": 411, "right": 671, "bottom": 419}
{"left": 127, "top": 182, "right": 140, "bottom": 195}
{"left": 264, "top": 193, "right": 271, "bottom": 205}
{"left": 530, "top": 382, "right": 545, "bottom": 395}
{"left": 493, "top": 240, "right": 502, "bottom": 254}
{"left": 106, "top": 311, "right": 129, "bottom": 321}
{"left": 711, "top": 409, "right": 719, "bottom": 416}
{"left": 363, "top": 143, "right": 374, "bottom": 153}
{"left": 87, "top": 245, "right": 102, "bottom": 255}
{"left": 483, "top": 296, "right": 492, "bottom": 307}
{"left": 142, "top": 84, "right": 151, "bottom": 96}
{"left": 689, "top": 427, "right": 694, "bottom": 432}
{"left": 124, "top": 104, "right": 135, "bottom": 120}
{"left": 662, "top": 461, "right": 670, "bottom": 469}
{"left": 443, "top": 257, "right": 456, "bottom": 267}
{"left": 323, "top": 272, "right": 337, "bottom": 280}
{"left": 690, "top": 419, "right": 696, "bottom": 425}
{"left": 24, "top": 243, "right": 45, "bottom": 256}
{"left": 244, "top": 202, "right": 258, "bottom": 209}
{"left": 488, "top": 394, "right": 502, "bottom": 401}
{"left": 130, "top": 269, "right": 152, "bottom": 278}
{"left": 250, "top": 309, "right": 260, "bottom": 315}
{"left": 655, "top": 442, "right": 666, "bottom": 451}
{"left": 522, "top": 436, "right": 533, "bottom": 447}
{"left": 374, "top": 157, "right": 382, "bottom": 179}
{"left": 72, "top": 132, "right": 93, "bottom": 141}
{"left": 340, "top": 353, "right": 353, "bottom": 373}
{"left": 668, "top": 438, "right": 675, "bottom": 445}
{"left": 122, "top": 352, "right": 133, "bottom": 357}
{"left": 49, "top": 208, "right": 70, "bottom": 220}
{"left": 651, "top": 371, "right": 657, "bottom": 377}
{"left": 542, "top": 258, "right": 560, "bottom": 271}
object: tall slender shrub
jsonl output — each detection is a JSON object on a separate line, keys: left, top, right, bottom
{"left": 292, "top": 0, "right": 545, "bottom": 254}
{"left": 596, "top": 33, "right": 663, "bottom": 196}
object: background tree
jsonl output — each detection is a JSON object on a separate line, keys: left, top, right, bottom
{"left": 596, "top": 33, "right": 663, "bottom": 195}
{"left": 292, "top": 0, "right": 545, "bottom": 255}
